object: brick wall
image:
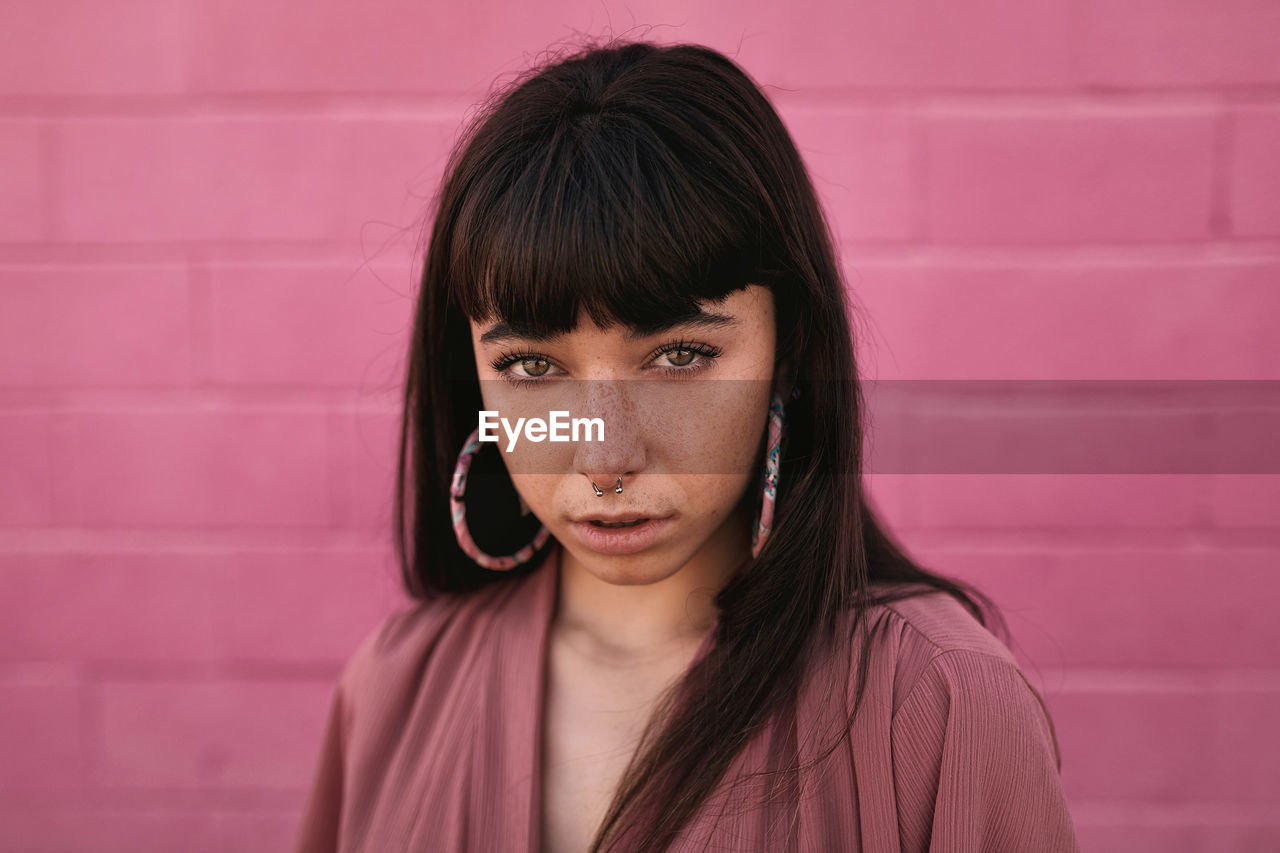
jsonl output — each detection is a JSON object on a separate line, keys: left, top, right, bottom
{"left": 1, "top": 2, "right": 1277, "bottom": 850}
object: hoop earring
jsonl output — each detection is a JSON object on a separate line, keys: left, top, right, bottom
{"left": 750, "top": 390, "right": 788, "bottom": 559}
{"left": 450, "top": 428, "right": 552, "bottom": 571}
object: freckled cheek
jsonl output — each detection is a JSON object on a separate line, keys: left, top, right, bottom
{"left": 668, "top": 397, "right": 768, "bottom": 477}
{"left": 503, "top": 438, "right": 573, "bottom": 479}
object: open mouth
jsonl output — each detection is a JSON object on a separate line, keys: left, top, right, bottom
{"left": 572, "top": 516, "right": 673, "bottom": 555}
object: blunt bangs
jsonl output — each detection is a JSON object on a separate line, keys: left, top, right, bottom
{"left": 445, "top": 98, "right": 777, "bottom": 336}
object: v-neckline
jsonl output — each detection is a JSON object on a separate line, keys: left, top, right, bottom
{"left": 514, "top": 540, "right": 721, "bottom": 853}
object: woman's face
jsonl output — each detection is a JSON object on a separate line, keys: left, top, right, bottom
{"left": 467, "top": 284, "right": 777, "bottom": 587}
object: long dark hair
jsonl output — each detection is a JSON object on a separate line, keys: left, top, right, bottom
{"left": 394, "top": 37, "right": 1007, "bottom": 851}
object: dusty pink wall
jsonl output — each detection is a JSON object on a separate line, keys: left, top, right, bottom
{"left": 2, "top": 2, "right": 1278, "bottom": 851}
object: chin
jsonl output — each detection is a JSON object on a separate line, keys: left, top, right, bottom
{"left": 563, "top": 543, "right": 688, "bottom": 586}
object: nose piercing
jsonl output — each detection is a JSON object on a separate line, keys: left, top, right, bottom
{"left": 590, "top": 477, "right": 623, "bottom": 496}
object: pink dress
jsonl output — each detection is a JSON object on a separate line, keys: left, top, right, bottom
{"left": 291, "top": 542, "right": 1081, "bottom": 851}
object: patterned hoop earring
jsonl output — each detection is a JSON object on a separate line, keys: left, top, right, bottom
{"left": 750, "top": 390, "right": 788, "bottom": 559}
{"left": 450, "top": 427, "right": 552, "bottom": 570}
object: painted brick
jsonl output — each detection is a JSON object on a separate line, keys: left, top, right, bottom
{"left": 860, "top": 385, "right": 917, "bottom": 476}
{"left": 1077, "top": 0, "right": 1280, "bottom": 88}
{"left": 684, "top": 0, "right": 1073, "bottom": 91}
{"left": 53, "top": 117, "right": 455, "bottom": 243}
{"left": 1053, "top": 687, "right": 1280, "bottom": 803}
{"left": 0, "top": 120, "right": 45, "bottom": 241}
{"left": 208, "top": 550, "right": 404, "bottom": 661}
{"left": 1207, "top": 476, "right": 1280, "bottom": 528}
{"left": 0, "top": 0, "right": 188, "bottom": 95}
{"left": 0, "top": 672, "right": 83, "bottom": 789}
{"left": 0, "top": 550, "right": 405, "bottom": 664}
{"left": 905, "top": 474, "right": 1200, "bottom": 530}
{"left": 922, "top": 549, "right": 1280, "bottom": 668}
{"left": 1211, "top": 409, "right": 1280, "bottom": 477}
{"left": 778, "top": 107, "right": 915, "bottom": 241}
{"left": 187, "top": 0, "right": 590, "bottom": 94}
{"left": 206, "top": 262, "right": 411, "bottom": 387}
{"left": 1078, "top": 824, "right": 1280, "bottom": 853}
{"left": 924, "top": 114, "right": 1215, "bottom": 243}
{"left": 1229, "top": 109, "right": 1280, "bottom": 237}
{"left": 2, "top": 7, "right": 1274, "bottom": 851}
{"left": 0, "top": 811, "right": 299, "bottom": 853}
{"left": 94, "top": 679, "right": 335, "bottom": 788}
{"left": 849, "top": 262, "right": 1280, "bottom": 380}
{"left": 71, "top": 411, "right": 330, "bottom": 527}
{"left": 0, "top": 552, "right": 216, "bottom": 661}
{"left": 329, "top": 406, "right": 401, "bottom": 535}
{"left": 882, "top": 398, "right": 1207, "bottom": 476}
{"left": 0, "top": 266, "right": 191, "bottom": 387}
{"left": 186, "top": 0, "right": 1075, "bottom": 95}
{"left": 0, "top": 412, "right": 53, "bottom": 525}
{"left": 862, "top": 474, "right": 912, "bottom": 531}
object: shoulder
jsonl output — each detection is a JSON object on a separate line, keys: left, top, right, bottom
{"left": 339, "top": 595, "right": 458, "bottom": 690}
{"left": 863, "top": 588, "right": 1080, "bottom": 850}
{"left": 334, "top": 577, "right": 514, "bottom": 719}
{"left": 859, "top": 584, "right": 1063, "bottom": 770}
{"left": 879, "top": 584, "right": 1018, "bottom": 666}
{"left": 856, "top": 584, "right": 1023, "bottom": 712}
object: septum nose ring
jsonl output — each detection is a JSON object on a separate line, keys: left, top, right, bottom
{"left": 591, "top": 477, "right": 624, "bottom": 497}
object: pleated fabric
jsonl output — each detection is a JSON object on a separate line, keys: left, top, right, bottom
{"left": 291, "top": 542, "right": 1081, "bottom": 852}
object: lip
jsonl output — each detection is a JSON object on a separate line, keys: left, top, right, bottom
{"left": 572, "top": 511, "right": 664, "bottom": 524}
{"left": 570, "top": 516, "right": 675, "bottom": 556}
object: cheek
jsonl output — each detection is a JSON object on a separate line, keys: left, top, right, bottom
{"left": 664, "top": 384, "right": 771, "bottom": 476}
{"left": 655, "top": 390, "right": 770, "bottom": 521}
{"left": 507, "top": 471, "right": 558, "bottom": 518}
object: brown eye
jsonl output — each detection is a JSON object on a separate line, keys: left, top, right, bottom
{"left": 521, "top": 358, "right": 550, "bottom": 376}
{"left": 665, "top": 348, "right": 695, "bottom": 367}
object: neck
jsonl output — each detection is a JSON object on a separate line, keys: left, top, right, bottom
{"left": 553, "top": 501, "right": 751, "bottom": 663}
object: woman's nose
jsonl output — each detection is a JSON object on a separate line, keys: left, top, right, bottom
{"left": 572, "top": 379, "right": 646, "bottom": 478}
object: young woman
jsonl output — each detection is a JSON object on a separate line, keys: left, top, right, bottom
{"left": 293, "top": 39, "right": 1081, "bottom": 853}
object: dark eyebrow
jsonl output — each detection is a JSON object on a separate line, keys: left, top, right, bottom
{"left": 477, "top": 309, "right": 740, "bottom": 345}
